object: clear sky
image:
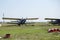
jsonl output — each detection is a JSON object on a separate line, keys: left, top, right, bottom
{"left": 0, "top": 0, "right": 60, "bottom": 22}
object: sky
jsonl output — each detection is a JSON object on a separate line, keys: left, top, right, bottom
{"left": 0, "top": 0, "right": 60, "bottom": 22}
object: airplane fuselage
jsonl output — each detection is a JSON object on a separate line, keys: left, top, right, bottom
{"left": 18, "top": 19, "right": 26, "bottom": 25}
{"left": 50, "top": 19, "right": 60, "bottom": 25}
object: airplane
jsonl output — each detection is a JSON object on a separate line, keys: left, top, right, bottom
{"left": 2, "top": 17, "right": 39, "bottom": 26}
{"left": 45, "top": 18, "right": 60, "bottom": 25}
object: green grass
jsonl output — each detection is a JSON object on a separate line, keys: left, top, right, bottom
{"left": 0, "top": 24, "right": 60, "bottom": 40}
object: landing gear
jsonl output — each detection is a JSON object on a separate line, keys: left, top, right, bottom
{"left": 18, "top": 24, "right": 20, "bottom": 26}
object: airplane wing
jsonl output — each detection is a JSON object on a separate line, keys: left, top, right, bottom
{"left": 2, "top": 17, "right": 38, "bottom": 20}
{"left": 26, "top": 18, "right": 39, "bottom": 20}
{"left": 45, "top": 18, "right": 60, "bottom": 20}
{"left": 2, "top": 17, "right": 21, "bottom": 20}
{"left": 6, "top": 22, "right": 18, "bottom": 24}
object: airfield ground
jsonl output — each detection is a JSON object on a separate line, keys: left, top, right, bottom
{"left": 0, "top": 22, "right": 60, "bottom": 40}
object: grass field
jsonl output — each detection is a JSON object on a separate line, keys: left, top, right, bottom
{"left": 0, "top": 23, "right": 60, "bottom": 40}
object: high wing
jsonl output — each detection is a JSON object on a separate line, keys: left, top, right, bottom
{"left": 2, "top": 17, "right": 21, "bottom": 20}
{"left": 45, "top": 18, "right": 60, "bottom": 20}
{"left": 25, "top": 18, "right": 38, "bottom": 20}
{"left": 2, "top": 17, "right": 38, "bottom": 20}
